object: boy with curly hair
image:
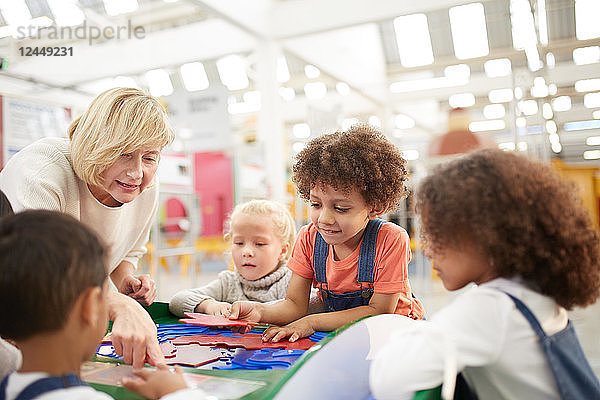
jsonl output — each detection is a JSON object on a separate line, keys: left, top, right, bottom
{"left": 230, "top": 124, "right": 424, "bottom": 342}
{"left": 370, "top": 149, "right": 600, "bottom": 399}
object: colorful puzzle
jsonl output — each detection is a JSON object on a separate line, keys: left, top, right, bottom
{"left": 97, "top": 320, "right": 327, "bottom": 370}
{"left": 180, "top": 312, "right": 260, "bottom": 327}
{"left": 171, "top": 333, "right": 316, "bottom": 350}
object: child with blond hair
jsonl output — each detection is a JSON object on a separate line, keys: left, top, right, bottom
{"left": 170, "top": 199, "right": 296, "bottom": 317}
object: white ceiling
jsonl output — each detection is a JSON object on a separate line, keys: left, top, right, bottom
{"left": 0, "top": 0, "right": 599, "bottom": 163}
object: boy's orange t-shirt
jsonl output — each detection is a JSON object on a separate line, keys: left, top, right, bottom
{"left": 287, "top": 222, "right": 424, "bottom": 319}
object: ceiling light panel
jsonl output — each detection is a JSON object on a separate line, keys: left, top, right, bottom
{"left": 394, "top": 13, "right": 434, "bottom": 67}
{"left": 484, "top": 58, "right": 512, "bottom": 77}
{"left": 145, "top": 69, "right": 173, "bottom": 97}
{"left": 180, "top": 62, "right": 209, "bottom": 92}
{"left": 0, "top": 0, "right": 31, "bottom": 24}
{"left": 449, "top": 93, "right": 475, "bottom": 108}
{"left": 103, "top": 0, "right": 138, "bottom": 16}
{"left": 47, "top": 0, "right": 84, "bottom": 27}
{"left": 552, "top": 96, "right": 572, "bottom": 112}
{"left": 575, "top": 0, "right": 600, "bottom": 40}
{"left": 449, "top": 3, "right": 489, "bottom": 59}
{"left": 216, "top": 55, "right": 249, "bottom": 91}
{"left": 488, "top": 88, "right": 513, "bottom": 103}
{"left": 573, "top": 46, "right": 600, "bottom": 65}
{"left": 575, "top": 79, "right": 600, "bottom": 92}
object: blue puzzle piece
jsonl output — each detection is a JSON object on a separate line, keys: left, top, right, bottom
{"left": 246, "top": 348, "right": 301, "bottom": 367}
{"left": 272, "top": 349, "right": 305, "bottom": 357}
{"left": 309, "top": 331, "right": 329, "bottom": 341}
{"left": 95, "top": 343, "right": 123, "bottom": 360}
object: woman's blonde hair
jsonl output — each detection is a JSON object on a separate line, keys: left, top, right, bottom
{"left": 68, "top": 87, "right": 175, "bottom": 186}
{"left": 226, "top": 199, "right": 297, "bottom": 261}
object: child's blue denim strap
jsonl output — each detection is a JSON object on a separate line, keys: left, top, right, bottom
{"left": 357, "top": 218, "right": 385, "bottom": 283}
{"left": 0, "top": 373, "right": 87, "bottom": 400}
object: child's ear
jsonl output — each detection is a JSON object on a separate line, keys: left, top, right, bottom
{"left": 368, "top": 206, "right": 385, "bottom": 219}
{"left": 79, "top": 286, "right": 103, "bottom": 328}
{"left": 279, "top": 242, "right": 290, "bottom": 261}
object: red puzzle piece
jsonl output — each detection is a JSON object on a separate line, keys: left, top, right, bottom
{"left": 171, "top": 334, "right": 315, "bottom": 350}
{"left": 180, "top": 312, "right": 260, "bottom": 327}
{"left": 162, "top": 343, "right": 226, "bottom": 367}
{"left": 160, "top": 341, "right": 177, "bottom": 358}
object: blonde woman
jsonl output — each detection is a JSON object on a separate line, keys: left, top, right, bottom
{"left": 0, "top": 88, "right": 172, "bottom": 370}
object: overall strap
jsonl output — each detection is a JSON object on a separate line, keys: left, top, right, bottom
{"left": 357, "top": 218, "right": 385, "bottom": 283}
{"left": 503, "top": 292, "right": 547, "bottom": 338}
{"left": 313, "top": 231, "right": 329, "bottom": 284}
{"left": 0, "top": 375, "right": 8, "bottom": 400}
{"left": 12, "top": 374, "right": 86, "bottom": 400}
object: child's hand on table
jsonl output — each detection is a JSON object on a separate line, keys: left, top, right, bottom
{"left": 203, "top": 300, "right": 232, "bottom": 317}
{"left": 194, "top": 299, "right": 232, "bottom": 316}
{"left": 122, "top": 364, "right": 188, "bottom": 399}
{"left": 262, "top": 317, "right": 315, "bottom": 342}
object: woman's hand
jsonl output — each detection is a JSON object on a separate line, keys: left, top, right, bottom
{"left": 122, "top": 364, "right": 188, "bottom": 399}
{"left": 119, "top": 274, "right": 156, "bottom": 306}
{"left": 108, "top": 291, "right": 164, "bottom": 368}
{"left": 262, "top": 317, "right": 315, "bottom": 342}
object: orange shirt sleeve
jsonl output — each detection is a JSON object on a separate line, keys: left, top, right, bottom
{"left": 286, "top": 224, "right": 316, "bottom": 280}
{"left": 373, "top": 224, "right": 424, "bottom": 318}
{"left": 372, "top": 223, "right": 412, "bottom": 294}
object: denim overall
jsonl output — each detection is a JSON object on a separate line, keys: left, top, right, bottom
{"left": 0, "top": 373, "right": 87, "bottom": 400}
{"left": 455, "top": 292, "right": 600, "bottom": 400}
{"left": 314, "top": 218, "right": 385, "bottom": 312}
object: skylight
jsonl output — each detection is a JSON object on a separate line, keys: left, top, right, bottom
{"left": 510, "top": 0, "right": 542, "bottom": 71}
{"left": 483, "top": 104, "right": 505, "bottom": 119}
{"left": 470, "top": 120, "right": 506, "bottom": 132}
{"left": 575, "top": 0, "right": 600, "bottom": 40}
{"left": 145, "top": 69, "right": 173, "bottom": 97}
{"left": 293, "top": 123, "right": 311, "bottom": 139}
{"left": 484, "top": 58, "right": 512, "bottom": 77}
{"left": 216, "top": 55, "right": 249, "bottom": 91}
{"left": 103, "top": 0, "right": 138, "bottom": 16}
{"left": 0, "top": 0, "right": 31, "bottom": 25}
{"left": 180, "top": 62, "right": 209, "bottom": 92}
{"left": 47, "top": 0, "right": 84, "bottom": 27}
{"left": 552, "top": 96, "right": 571, "bottom": 112}
{"left": 488, "top": 88, "right": 513, "bottom": 103}
{"left": 304, "top": 65, "right": 320, "bottom": 79}
{"left": 573, "top": 46, "right": 600, "bottom": 65}
{"left": 584, "top": 93, "right": 600, "bottom": 109}
{"left": 393, "top": 13, "right": 434, "bottom": 67}
{"left": 575, "top": 79, "right": 600, "bottom": 93}
{"left": 449, "top": 3, "right": 489, "bottom": 59}
{"left": 449, "top": 93, "right": 475, "bottom": 108}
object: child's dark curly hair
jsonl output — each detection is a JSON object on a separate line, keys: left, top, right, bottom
{"left": 416, "top": 149, "right": 600, "bottom": 309}
{"left": 293, "top": 124, "right": 409, "bottom": 212}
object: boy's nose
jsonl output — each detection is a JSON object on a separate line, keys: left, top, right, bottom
{"left": 318, "top": 208, "right": 335, "bottom": 224}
